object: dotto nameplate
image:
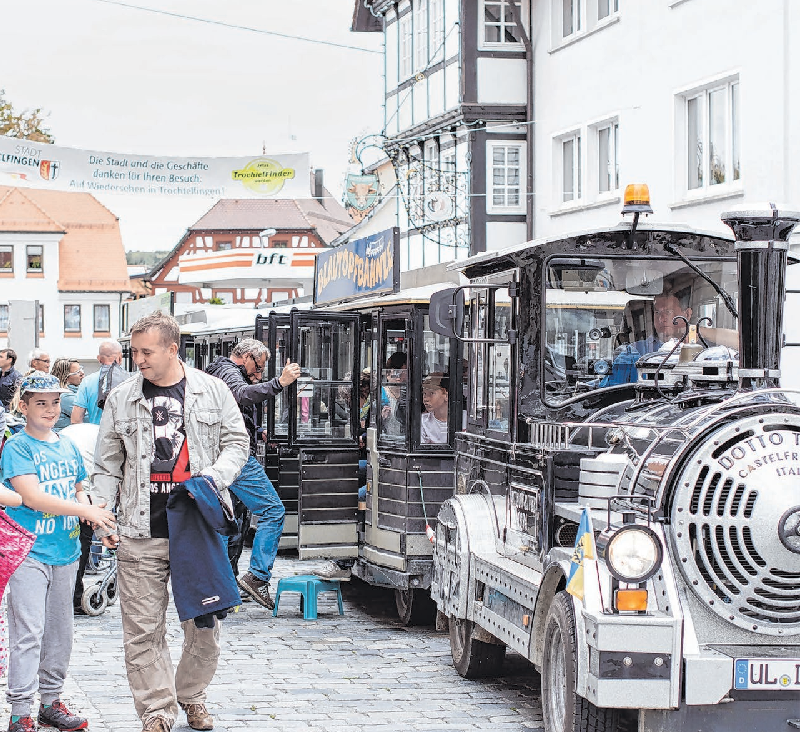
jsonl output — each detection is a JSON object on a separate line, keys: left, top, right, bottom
{"left": 734, "top": 658, "right": 800, "bottom": 690}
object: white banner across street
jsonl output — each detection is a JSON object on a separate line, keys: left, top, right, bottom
{"left": 0, "top": 135, "right": 310, "bottom": 199}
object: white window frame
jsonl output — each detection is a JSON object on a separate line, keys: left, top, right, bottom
{"left": 677, "top": 76, "right": 741, "bottom": 199}
{"left": 26, "top": 244, "right": 43, "bottom": 274}
{"left": 0, "top": 304, "right": 8, "bottom": 332}
{"left": 414, "top": 0, "right": 428, "bottom": 71}
{"left": 64, "top": 304, "right": 81, "bottom": 334}
{"left": 399, "top": 12, "right": 413, "bottom": 80}
{"left": 93, "top": 303, "right": 111, "bottom": 333}
{"left": 0, "top": 245, "right": 12, "bottom": 273}
{"left": 429, "top": 0, "right": 445, "bottom": 61}
{"left": 481, "top": 0, "right": 524, "bottom": 49}
{"left": 560, "top": 0, "right": 581, "bottom": 40}
{"left": 552, "top": 0, "right": 621, "bottom": 49}
{"left": 424, "top": 139, "right": 439, "bottom": 195}
{"left": 556, "top": 132, "right": 583, "bottom": 205}
{"left": 597, "top": 0, "right": 619, "bottom": 21}
{"left": 487, "top": 141, "right": 526, "bottom": 214}
{"left": 594, "top": 119, "right": 619, "bottom": 196}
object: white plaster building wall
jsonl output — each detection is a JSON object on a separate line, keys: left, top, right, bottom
{"left": 385, "top": 0, "right": 462, "bottom": 136}
{"left": 386, "top": 6, "right": 399, "bottom": 90}
{"left": 486, "top": 221, "right": 527, "bottom": 251}
{"left": 56, "top": 291, "right": 125, "bottom": 359}
{"left": 444, "top": 0, "right": 460, "bottom": 57}
{"left": 531, "top": 0, "right": 799, "bottom": 240}
{"left": 0, "top": 232, "right": 125, "bottom": 360}
{"left": 477, "top": 58, "right": 528, "bottom": 105}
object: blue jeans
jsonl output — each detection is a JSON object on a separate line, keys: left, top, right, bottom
{"left": 228, "top": 456, "right": 285, "bottom": 582}
{"left": 358, "top": 459, "right": 367, "bottom": 502}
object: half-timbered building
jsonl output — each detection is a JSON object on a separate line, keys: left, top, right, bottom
{"left": 353, "top": 0, "right": 532, "bottom": 267}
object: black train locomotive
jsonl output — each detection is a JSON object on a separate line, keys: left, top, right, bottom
{"left": 428, "top": 192, "right": 800, "bottom": 732}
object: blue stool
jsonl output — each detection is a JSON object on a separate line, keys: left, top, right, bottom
{"left": 272, "top": 575, "right": 344, "bottom": 620}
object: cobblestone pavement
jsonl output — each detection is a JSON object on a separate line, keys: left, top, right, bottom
{"left": 1, "top": 551, "right": 544, "bottom": 732}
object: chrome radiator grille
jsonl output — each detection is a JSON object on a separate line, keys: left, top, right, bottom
{"left": 670, "top": 415, "right": 800, "bottom": 636}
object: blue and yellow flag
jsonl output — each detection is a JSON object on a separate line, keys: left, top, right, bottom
{"left": 566, "top": 509, "right": 595, "bottom": 601}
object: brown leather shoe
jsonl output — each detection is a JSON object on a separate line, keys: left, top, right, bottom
{"left": 142, "top": 717, "right": 171, "bottom": 732}
{"left": 179, "top": 702, "right": 214, "bottom": 731}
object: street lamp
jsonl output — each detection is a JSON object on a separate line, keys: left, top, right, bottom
{"left": 259, "top": 228, "right": 277, "bottom": 248}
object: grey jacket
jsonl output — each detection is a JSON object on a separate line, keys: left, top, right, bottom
{"left": 92, "top": 365, "right": 249, "bottom": 539}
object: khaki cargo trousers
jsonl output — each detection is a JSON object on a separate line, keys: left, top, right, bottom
{"left": 117, "top": 537, "right": 221, "bottom": 726}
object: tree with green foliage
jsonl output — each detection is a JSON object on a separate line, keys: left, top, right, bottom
{"left": 125, "top": 250, "right": 170, "bottom": 268}
{"left": 0, "top": 89, "right": 54, "bottom": 143}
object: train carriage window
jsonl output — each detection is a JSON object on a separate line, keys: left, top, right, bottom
{"left": 419, "top": 314, "right": 452, "bottom": 445}
{"left": 379, "top": 318, "right": 409, "bottom": 445}
{"left": 271, "top": 321, "right": 291, "bottom": 438}
{"left": 295, "top": 319, "right": 356, "bottom": 439}
{"left": 543, "top": 256, "right": 739, "bottom": 405}
{"left": 183, "top": 343, "right": 196, "bottom": 369}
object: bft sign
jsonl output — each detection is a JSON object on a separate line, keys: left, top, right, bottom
{"left": 255, "top": 251, "right": 287, "bottom": 266}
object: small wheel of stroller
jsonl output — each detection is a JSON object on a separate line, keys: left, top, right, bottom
{"left": 81, "top": 585, "right": 108, "bottom": 616}
{"left": 105, "top": 576, "right": 118, "bottom": 605}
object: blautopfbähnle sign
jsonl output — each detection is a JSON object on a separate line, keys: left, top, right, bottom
{"left": 314, "top": 227, "right": 399, "bottom": 305}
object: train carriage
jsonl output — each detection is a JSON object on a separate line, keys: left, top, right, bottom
{"left": 427, "top": 190, "right": 800, "bottom": 732}
{"left": 258, "top": 278, "right": 465, "bottom": 623}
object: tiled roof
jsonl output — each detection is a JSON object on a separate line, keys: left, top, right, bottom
{"left": 0, "top": 187, "right": 64, "bottom": 233}
{"left": 128, "top": 273, "right": 152, "bottom": 297}
{"left": 190, "top": 193, "right": 353, "bottom": 244}
{"left": 0, "top": 186, "right": 131, "bottom": 293}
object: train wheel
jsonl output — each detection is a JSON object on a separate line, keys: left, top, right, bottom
{"left": 394, "top": 588, "right": 436, "bottom": 626}
{"left": 449, "top": 615, "right": 505, "bottom": 679}
{"left": 81, "top": 585, "right": 108, "bottom": 617}
{"left": 542, "top": 592, "right": 619, "bottom": 732}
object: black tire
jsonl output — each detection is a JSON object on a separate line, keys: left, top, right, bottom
{"left": 541, "top": 592, "right": 620, "bottom": 732}
{"left": 394, "top": 588, "right": 436, "bottom": 626}
{"left": 449, "top": 615, "right": 505, "bottom": 679}
{"left": 81, "top": 585, "right": 108, "bottom": 617}
{"left": 105, "top": 575, "right": 118, "bottom": 605}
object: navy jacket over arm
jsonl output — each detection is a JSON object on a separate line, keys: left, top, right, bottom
{"left": 166, "top": 475, "right": 241, "bottom": 624}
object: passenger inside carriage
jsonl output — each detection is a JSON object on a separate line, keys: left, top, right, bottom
{"left": 380, "top": 351, "right": 408, "bottom": 437}
{"left": 421, "top": 372, "right": 449, "bottom": 444}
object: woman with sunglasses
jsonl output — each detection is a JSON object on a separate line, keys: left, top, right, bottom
{"left": 50, "top": 359, "right": 84, "bottom": 431}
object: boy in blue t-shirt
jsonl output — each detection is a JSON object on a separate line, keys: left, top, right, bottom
{"left": 0, "top": 373, "right": 115, "bottom": 732}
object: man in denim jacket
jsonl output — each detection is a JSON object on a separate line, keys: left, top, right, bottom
{"left": 93, "top": 311, "right": 248, "bottom": 732}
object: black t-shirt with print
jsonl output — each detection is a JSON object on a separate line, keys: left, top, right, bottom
{"left": 142, "top": 377, "right": 190, "bottom": 538}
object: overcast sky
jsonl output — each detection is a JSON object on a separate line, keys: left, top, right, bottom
{"left": 1, "top": 0, "right": 384, "bottom": 251}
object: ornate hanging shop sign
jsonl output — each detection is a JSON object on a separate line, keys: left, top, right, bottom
{"left": 314, "top": 227, "right": 399, "bottom": 305}
{"left": 0, "top": 135, "right": 308, "bottom": 198}
{"left": 344, "top": 173, "right": 380, "bottom": 222}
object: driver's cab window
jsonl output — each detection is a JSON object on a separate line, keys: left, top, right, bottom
{"left": 379, "top": 318, "right": 409, "bottom": 444}
{"left": 468, "top": 281, "right": 516, "bottom": 433}
{"left": 544, "top": 257, "right": 738, "bottom": 404}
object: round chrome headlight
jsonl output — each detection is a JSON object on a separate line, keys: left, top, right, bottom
{"left": 598, "top": 525, "right": 663, "bottom": 583}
